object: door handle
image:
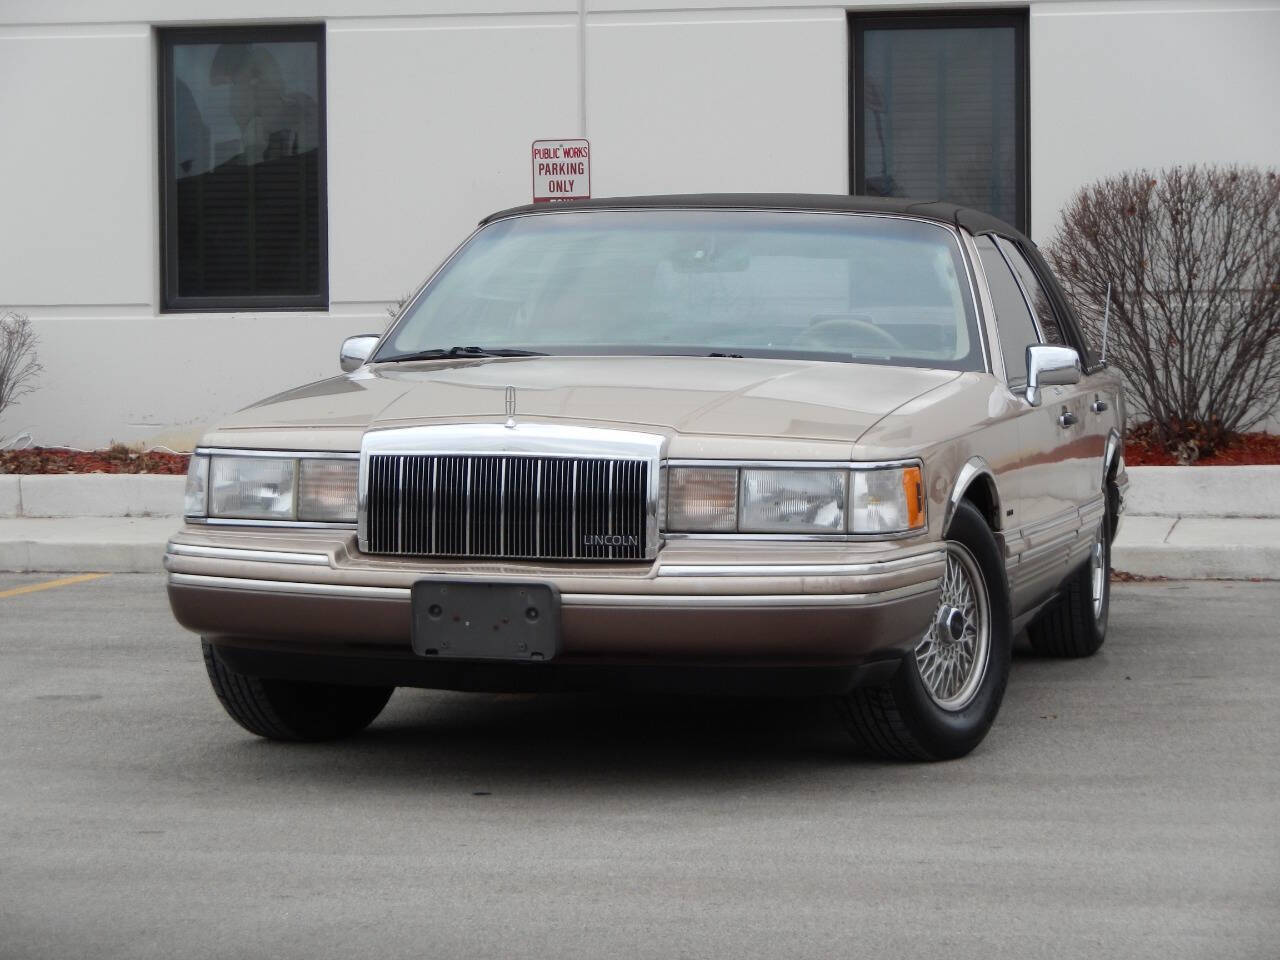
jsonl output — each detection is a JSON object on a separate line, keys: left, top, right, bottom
{"left": 1091, "top": 399, "right": 1109, "bottom": 413}
{"left": 1058, "top": 411, "right": 1079, "bottom": 428}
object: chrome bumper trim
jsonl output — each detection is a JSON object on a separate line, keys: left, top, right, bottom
{"left": 166, "top": 543, "right": 330, "bottom": 566}
{"left": 167, "top": 573, "right": 939, "bottom": 608}
{"left": 565, "top": 582, "right": 938, "bottom": 608}
{"left": 170, "top": 573, "right": 408, "bottom": 600}
{"left": 657, "top": 550, "right": 944, "bottom": 579}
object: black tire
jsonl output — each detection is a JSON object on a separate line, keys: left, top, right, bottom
{"left": 1027, "top": 506, "right": 1110, "bottom": 658}
{"left": 1106, "top": 478, "right": 1121, "bottom": 545}
{"left": 202, "top": 641, "right": 393, "bottom": 741}
{"left": 836, "top": 500, "right": 1013, "bottom": 761}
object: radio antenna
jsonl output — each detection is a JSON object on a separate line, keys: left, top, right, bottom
{"left": 1100, "top": 281, "right": 1112, "bottom": 364}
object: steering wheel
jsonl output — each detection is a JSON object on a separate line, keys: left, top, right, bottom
{"left": 794, "top": 317, "right": 903, "bottom": 353}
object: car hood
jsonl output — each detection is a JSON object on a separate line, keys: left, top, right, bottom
{"left": 204, "top": 355, "right": 961, "bottom": 456}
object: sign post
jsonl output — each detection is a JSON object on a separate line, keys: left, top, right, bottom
{"left": 531, "top": 139, "right": 590, "bottom": 203}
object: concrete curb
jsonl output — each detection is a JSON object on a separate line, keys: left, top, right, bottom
{"left": 0, "top": 518, "right": 178, "bottom": 573}
{"left": 1125, "top": 465, "right": 1280, "bottom": 518}
{"left": 0, "top": 475, "right": 17, "bottom": 516}
{"left": 0, "top": 474, "right": 184, "bottom": 519}
{"left": 1111, "top": 467, "right": 1280, "bottom": 578}
{"left": 1111, "top": 543, "right": 1280, "bottom": 580}
{"left": 1111, "top": 516, "right": 1280, "bottom": 580}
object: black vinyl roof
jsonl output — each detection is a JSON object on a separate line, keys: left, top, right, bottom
{"left": 480, "top": 193, "right": 1025, "bottom": 242}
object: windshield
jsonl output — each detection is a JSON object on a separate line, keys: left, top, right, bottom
{"left": 379, "top": 210, "right": 983, "bottom": 371}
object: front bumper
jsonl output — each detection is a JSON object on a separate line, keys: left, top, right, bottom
{"left": 166, "top": 527, "right": 944, "bottom": 678}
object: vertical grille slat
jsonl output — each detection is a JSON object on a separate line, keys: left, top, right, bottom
{"left": 366, "top": 454, "right": 649, "bottom": 561}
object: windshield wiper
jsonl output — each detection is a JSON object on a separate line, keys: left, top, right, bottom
{"left": 376, "top": 345, "right": 548, "bottom": 362}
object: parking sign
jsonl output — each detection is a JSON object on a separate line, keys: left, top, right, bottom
{"left": 532, "top": 139, "right": 590, "bottom": 202}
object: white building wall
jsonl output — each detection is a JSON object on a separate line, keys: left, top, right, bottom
{"left": 0, "top": 0, "right": 1277, "bottom": 449}
{"left": 1030, "top": 0, "right": 1280, "bottom": 248}
{"left": 586, "top": 8, "right": 848, "bottom": 196}
{"left": 325, "top": 12, "right": 581, "bottom": 305}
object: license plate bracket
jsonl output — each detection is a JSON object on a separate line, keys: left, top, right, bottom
{"left": 410, "top": 580, "right": 560, "bottom": 662}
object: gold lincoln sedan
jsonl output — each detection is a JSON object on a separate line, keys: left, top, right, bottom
{"left": 166, "top": 194, "right": 1126, "bottom": 760}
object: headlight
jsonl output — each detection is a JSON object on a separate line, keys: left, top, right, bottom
{"left": 185, "top": 454, "right": 358, "bottom": 523}
{"left": 740, "top": 469, "right": 846, "bottom": 533}
{"left": 667, "top": 463, "right": 925, "bottom": 535}
{"left": 211, "top": 456, "right": 295, "bottom": 519}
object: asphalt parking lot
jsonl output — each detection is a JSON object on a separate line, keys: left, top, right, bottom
{"left": 1, "top": 574, "right": 1277, "bottom": 960}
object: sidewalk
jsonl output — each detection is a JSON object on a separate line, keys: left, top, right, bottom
{"left": 0, "top": 513, "right": 1276, "bottom": 578}
{"left": 0, "top": 517, "right": 177, "bottom": 573}
{"left": 1111, "top": 516, "right": 1280, "bottom": 580}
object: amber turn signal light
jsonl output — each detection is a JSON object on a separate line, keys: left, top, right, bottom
{"left": 902, "top": 465, "right": 925, "bottom": 530}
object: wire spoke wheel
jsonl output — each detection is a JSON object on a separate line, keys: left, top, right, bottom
{"left": 1090, "top": 523, "right": 1107, "bottom": 620}
{"left": 1026, "top": 508, "right": 1111, "bottom": 660}
{"left": 837, "top": 501, "right": 1011, "bottom": 760}
{"left": 914, "top": 542, "right": 992, "bottom": 712}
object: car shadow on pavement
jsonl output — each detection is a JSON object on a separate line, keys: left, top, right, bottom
{"left": 207, "top": 691, "right": 901, "bottom": 790}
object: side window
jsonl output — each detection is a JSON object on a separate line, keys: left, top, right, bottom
{"left": 975, "top": 235, "right": 1038, "bottom": 384}
{"left": 995, "top": 238, "right": 1064, "bottom": 346}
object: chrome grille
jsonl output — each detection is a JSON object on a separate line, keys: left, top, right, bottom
{"left": 364, "top": 454, "right": 651, "bottom": 561}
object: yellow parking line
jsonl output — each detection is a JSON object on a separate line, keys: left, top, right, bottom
{"left": 0, "top": 573, "right": 110, "bottom": 599}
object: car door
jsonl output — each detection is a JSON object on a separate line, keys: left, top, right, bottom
{"left": 997, "top": 237, "right": 1119, "bottom": 563}
{"left": 973, "top": 234, "right": 1091, "bottom": 615}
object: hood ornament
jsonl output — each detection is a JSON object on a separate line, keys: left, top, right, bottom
{"left": 504, "top": 385, "right": 517, "bottom": 429}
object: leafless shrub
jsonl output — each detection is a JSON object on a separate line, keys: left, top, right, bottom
{"left": 1046, "top": 165, "right": 1280, "bottom": 458}
{"left": 387, "top": 292, "right": 415, "bottom": 322}
{"left": 0, "top": 311, "right": 42, "bottom": 422}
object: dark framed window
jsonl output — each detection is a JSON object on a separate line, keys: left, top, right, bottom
{"left": 159, "top": 25, "right": 327, "bottom": 312}
{"left": 850, "top": 11, "right": 1029, "bottom": 233}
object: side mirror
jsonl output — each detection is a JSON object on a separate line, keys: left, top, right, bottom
{"left": 1025, "top": 344, "right": 1081, "bottom": 407}
{"left": 340, "top": 334, "right": 380, "bottom": 373}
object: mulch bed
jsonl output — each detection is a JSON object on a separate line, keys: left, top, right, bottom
{"left": 0, "top": 446, "right": 190, "bottom": 475}
{"left": 1122, "top": 426, "right": 1280, "bottom": 467}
